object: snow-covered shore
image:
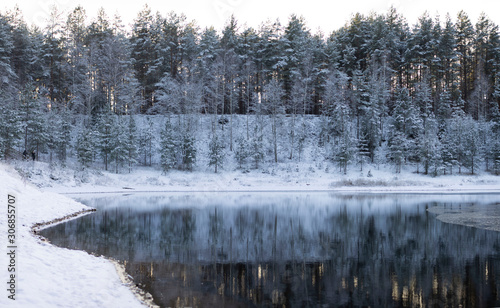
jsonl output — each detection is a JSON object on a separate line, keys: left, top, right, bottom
{"left": 0, "top": 163, "right": 146, "bottom": 308}
{"left": 1, "top": 160, "right": 500, "bottom": 307}
{"left": 18, "top": 159, "right": 500, "bottom": 195}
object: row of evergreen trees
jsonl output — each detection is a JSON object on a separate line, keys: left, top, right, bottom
{"left": 1, "top": 6, "right": 500, "bottom": 174}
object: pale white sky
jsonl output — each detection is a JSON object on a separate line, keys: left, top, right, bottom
{"left": 6, "top": 0, "right": 500, "bottom": 34}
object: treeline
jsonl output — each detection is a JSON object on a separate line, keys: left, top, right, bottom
{"left": 1, "top": 5, "right": 500, "bottom": 175}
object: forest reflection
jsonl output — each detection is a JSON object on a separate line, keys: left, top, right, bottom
{"left": 41, "top": 193, "right": 500, "bottom": 307}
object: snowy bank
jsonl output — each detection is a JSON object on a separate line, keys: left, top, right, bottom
{"left": 15, "top": 159, "right": 500, "bottom": 195}
{"left": 0, "top": 163, "right": 145, "bottom": 308}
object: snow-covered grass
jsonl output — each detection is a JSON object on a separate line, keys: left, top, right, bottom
{"left": 11, "top": 157, "right": 500, "bottom": 195}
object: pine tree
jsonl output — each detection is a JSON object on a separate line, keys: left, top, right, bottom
{"left": 41, "top": 6, "right": 66, "bottom": 104}
{"left": 438, "top": 14, "right": 459, "bottom": 94}
{"left": 249, "top": 124, "right": 264, "bottom": 169}
{"left": 64, "top": 6, "right": 90, "bottom": 114}
{"left": 76, "top": 126, "right": 95, "bottom": 169}
{"left": 234, "top": 136, "right": 249, "bottom": 169}
{"left": 124, "top": 115, "right": 138, "bottom": 172}
{"left": 208, "top": 134, "right": 225, "bottom": 173}
{"left": 130, "top": 5, "right": 158, "bottom": 110}
{"left": 461, "top": 116, "right": 481, "bottom": 174}
{"left": 95, "top": 113, "right": 115, "bottom": 171}
{"left": 181, "top": 130, "right": 196, "bottom": 171}
{"left": 263, "top": 78, "right": 285, "bottom": 163}
{"left": 442, "top": 117, "right": 463, "bottom": 174}
{"left": 492, "top": 137, "right": 500, "bottom": 175}
{"left": 388, "top": 131, "right": 406, "bottom": 173}
{"left": 0, "top": 102, "right": 22, "bottom": 159}
{"left": 154, "top": 74, "right": 182, "bottom": 114}
{"left": 101, "top": 19, "right": 140, "bottom": 115}
{"left": 357, "top": 133, "right": 371, "bottom": 171}
{"left": 19, "top": 83, "right": 49, "bottom": 160}
{"left": 418, "top": 116, "right": 442, "bottom": 175}
{"left": 0, "top": 15, "right": 16, "bottom": 96}
{"left": 56, "top": 109, "right": 72, "bottom": 163}
{"left": 390, "top": 87, "right": 421, "bottom": 167}
{"left": 138, "top": 117, "right": 155, "bottom": 166}
{"left": 159, "top": 120, "right": 177, "bottom": 172}
{"left": 440, "top": 128, "right": 457, "bottom": 175}
{"left": 110, "top": 116, "right": 129, "bottom": 173}
{"left": 456, "top": 11, "right": 475, "bottom": 104}
{"left": 489, "top": 98, "right": 500, "bottom": 174}
{"left": 333, "top": 123, "right": 356, "bottom": 174}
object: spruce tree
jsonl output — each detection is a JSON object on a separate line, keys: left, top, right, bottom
{"left": 110, "top": 117, "right": 129, "bottom": 173}
{"left": 57, "top": 109, "right": 72, "bottom": 163}
{"left": 249, "top": 124, "right": 264, "bottom": 169}
{"left": 76, "top": 126, "right": 95, "bottom": 169}
{"left": 208, "top": 134, "right": 225, "bottom": 173}
{"left": 0, "top": 103, "right": 22, "bottom": 159}
{"left": 333, "top": 126, "right": 356, "bottom": 175}
{"left": 159, "top": 120, "right": 177, "bottom": 172}
{"left": 234, "top": 137, "right": 249, "bottom": 169}
{"left": 138, "top": 117, "right": 155, "bottom": 166}
{"left": 125, "top": 115, "right": 138, "bottom": 173}
{"left": 388, "top": 131, "right": 406, "bottom": 173}
{"left": 19, "top": 83, "right": 49, "bottom": 160}
{"left": 181, "top": 130, "right": 196, "bottom": 171}
{"left": 95, "top": 113, "right": 115, "bottom": 171}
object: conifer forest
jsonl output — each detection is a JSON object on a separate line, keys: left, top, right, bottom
{"left": 1, "top": 6, "right": 500, "bottom": 175}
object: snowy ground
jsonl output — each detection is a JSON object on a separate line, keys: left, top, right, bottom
{"left": 13, "top": 158, "right": 500, "bottom": 195}
{"left": 1, "top": 159, "right": 500, "bottom": 307}
{"left": 0, "top": 162, "right": 147, "bottom": 308}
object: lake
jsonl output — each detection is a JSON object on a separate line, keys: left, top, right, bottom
{"left": 40, "top": 192, "right": 500, "bottom": 307}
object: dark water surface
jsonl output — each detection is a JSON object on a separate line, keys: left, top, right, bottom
{"left": 40, "top": 193, "right": 500, "bottom": 307}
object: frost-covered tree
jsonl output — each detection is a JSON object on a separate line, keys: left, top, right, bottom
{"left": 440, "top": 128, "right": 458, "bottom": 175}
{"left": 361, "top": 58, "right": 390, "bottom": 161}
{"left": 64, "top": 6, "right": 90, "bottom": 114}
{"left": 322, "top": 69, "right": 350, "bottom": 158}
{"left": 41, "top": 6, "right": 65, "bottom": 104}
{"left": 491, "top": 138, "right": 500, "bottom": 175}
{"left": 390, "top": 87, "right": 421, "bottom": 166}
{"left": 262, "top": 78, "right": 285, "bottom": 163}
{"left": 333, "top": 123, "right": 356, "bottom": 174}
{"left": 46, "top": 108, "right": 72, "bottom": 163}
{"left": 159, "top": 120, "right": 177, "bottom": 172}
{"left": 153, "top": 75, "right": 181, "bottom": 115}
{"left": 208, "top": 134, "right": 225, "bottom": 173}
{"left": 138, "top": 117, "right": 155, "bottom": 166}
{"left": 248, "top": 124, "right": 264, "bottom": 169}
{"left": 109, "top": 117, "right": 129, "bottom": 173}
{"left": 95, "top": 113, "right": 115, "bottom": 171}
{"left": 234, "top": 136, "right": 249, "bottom": 169}
{"left": 124, "top": 115, "right": 138, "bottom": 172}
{"left": 76, "top": 126, "right": 95, "bottom": 169}
{"left": 388, "top": 131, "right": 406, "bottom": 173}
{"left": 19, "top": 83, "right": 49, "bottom": 160}
{"left": 456, "top": 11, "right": 475, "bottom": 104}
{"left": 460, "top": 116, "right": 482, "bottom": 174}
{"left": 130, "top": 5, "right": 158, "bottom": 110}
{"left": 489, "top": 99, "right": 500, "bottom": 174}
{"left": 0, "top": 102, "right": 22, "bottom": 159}
{"left": 101, "top": 24, "right": 140, "bottom": 115}
{"left": 357, "top": 133, "right": 371, "bottom": 171}
{"left": 0, "top": 15, "right": 16, "bottom": 95}
{"left": 418, "top": 116, "right": 442, "bottom": 175}
{"left": 181, "top": 131, "right": 196, "bottom": 171}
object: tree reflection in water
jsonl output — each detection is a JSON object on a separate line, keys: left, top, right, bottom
{"left": 41, "top": 193, "right": 500, "bottom": 307}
